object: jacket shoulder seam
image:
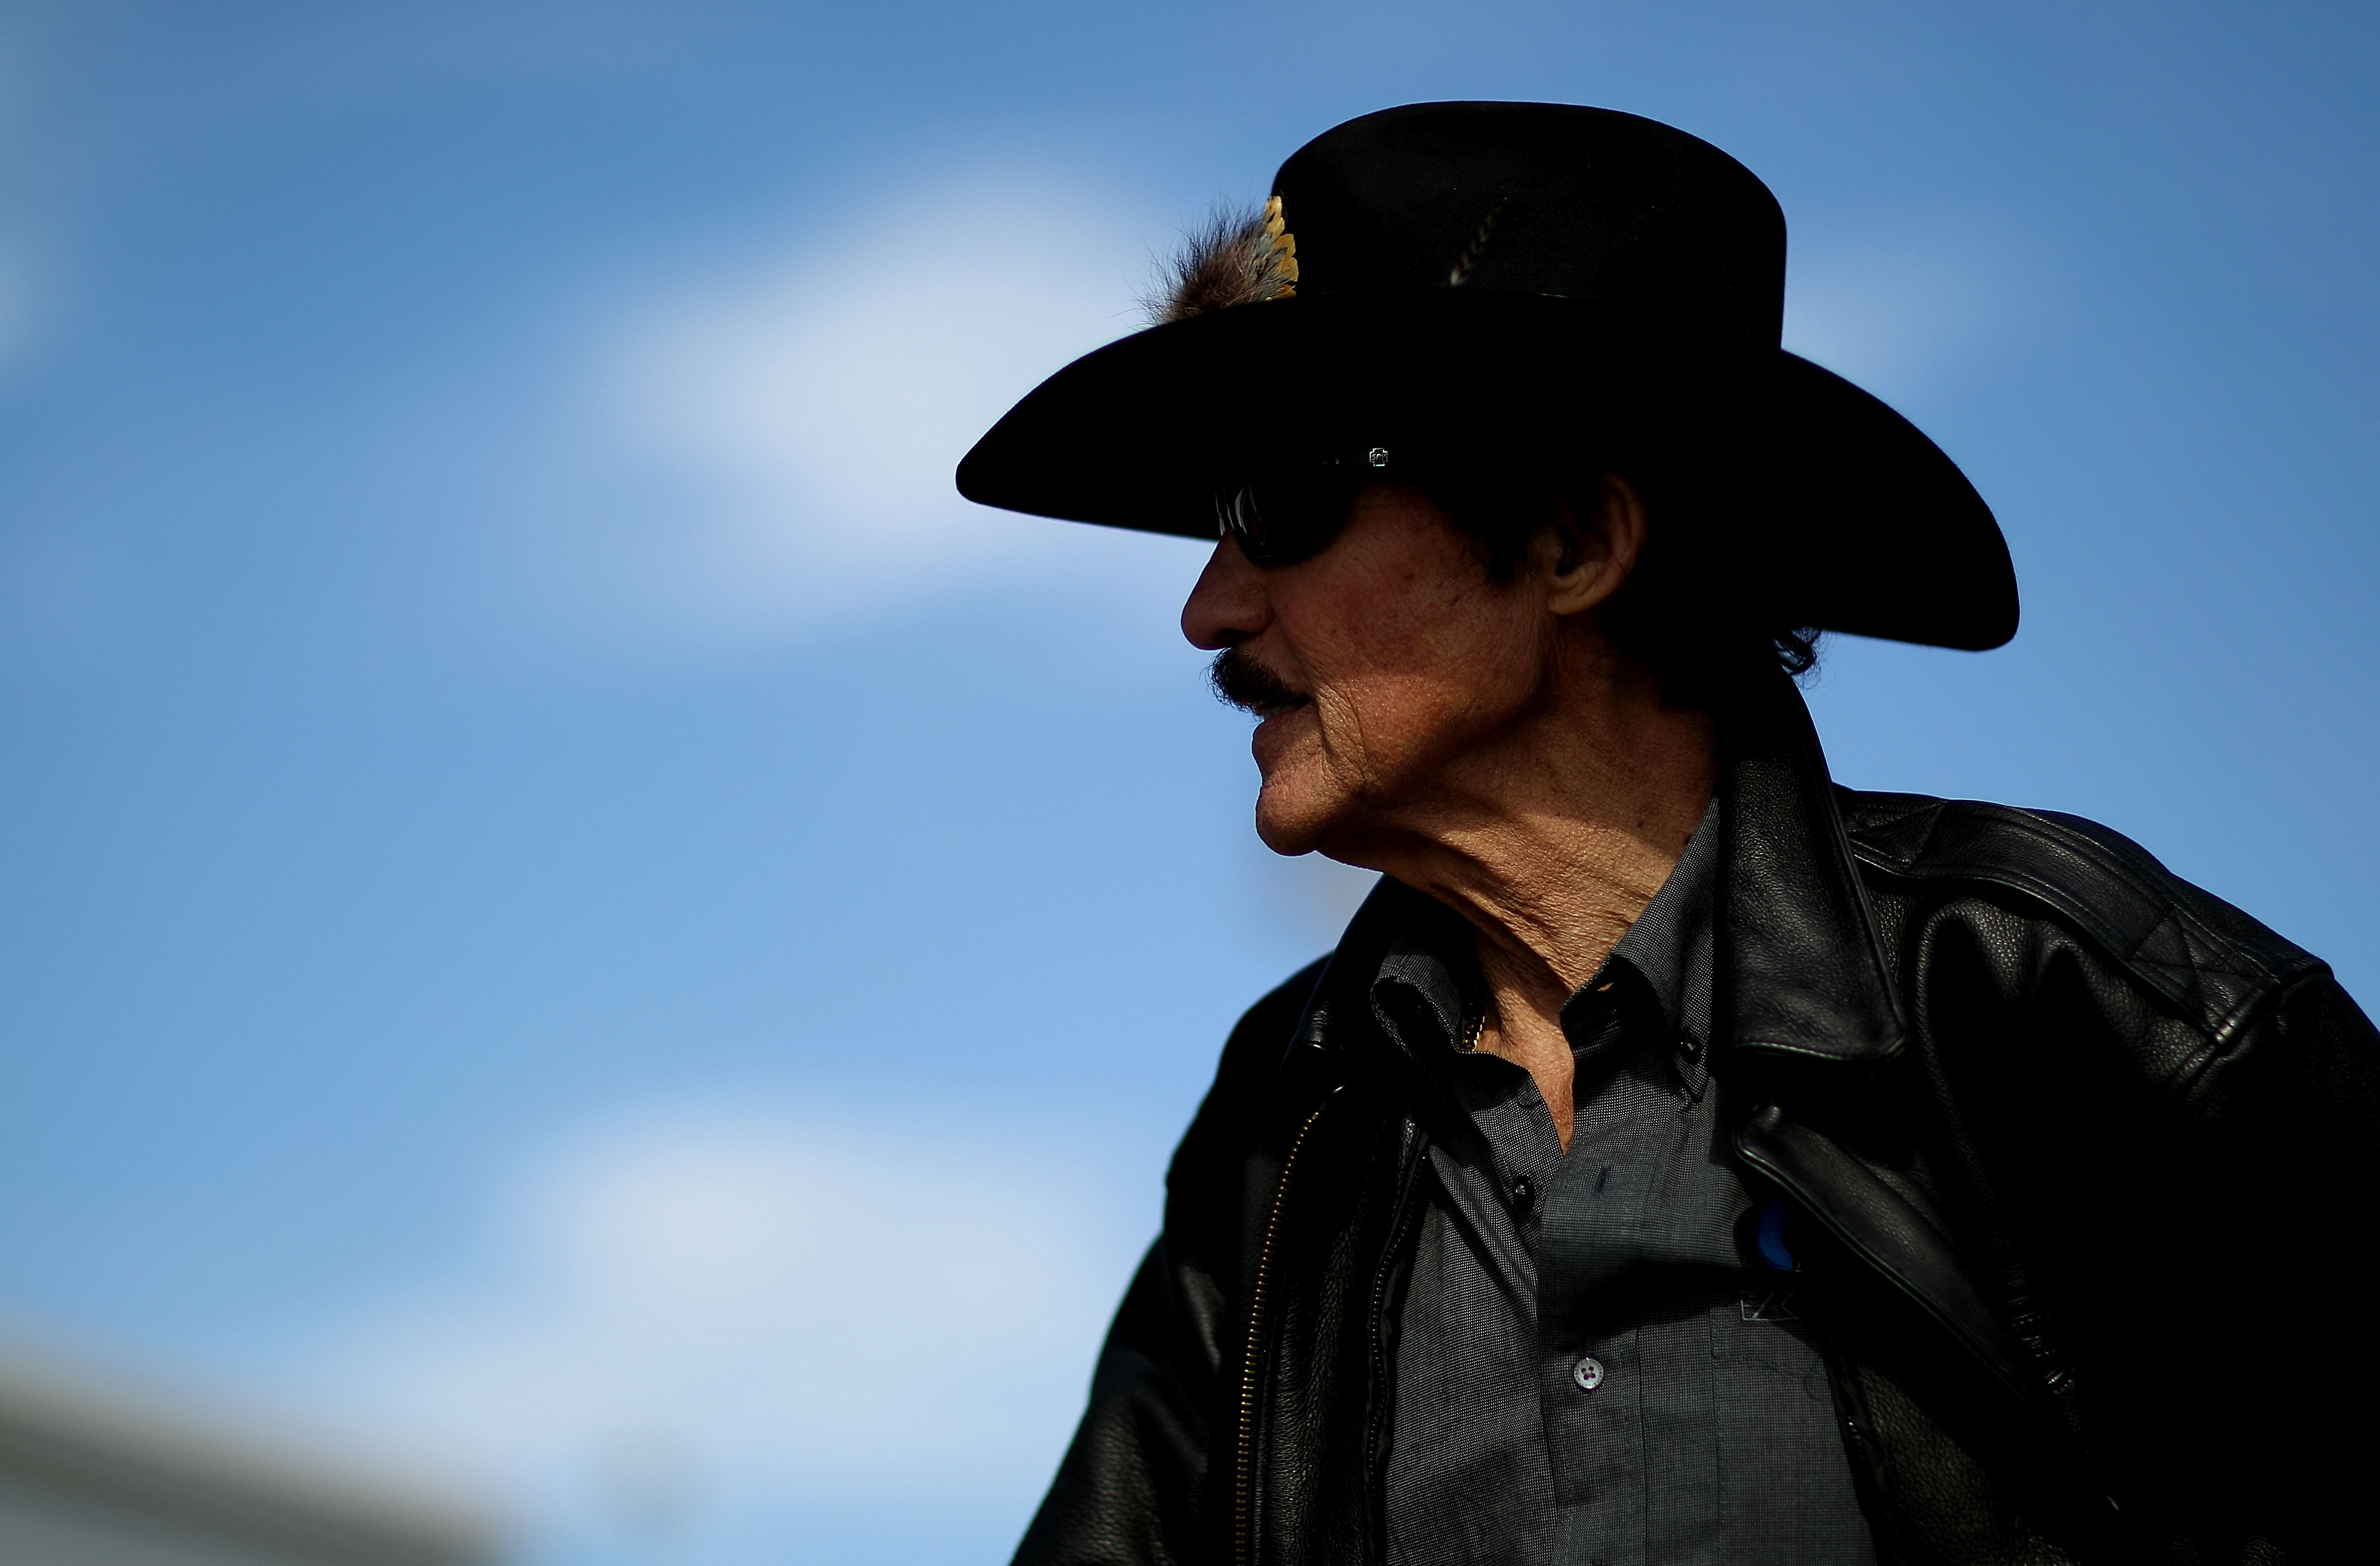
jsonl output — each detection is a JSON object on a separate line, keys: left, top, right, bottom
{"left": 1840, "top": 794, "right": 2322, "bottom": 1043}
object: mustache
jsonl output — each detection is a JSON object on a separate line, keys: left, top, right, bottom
{"left": 1209, "top": 647, "right": 1310, "bottom": 717}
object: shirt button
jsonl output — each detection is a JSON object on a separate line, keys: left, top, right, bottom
{"left": 1570, "top": 1355, "right": 1604, "bottom": 1392}
{"left": 1507, "top": 1175, "right": 1537, "bottom": 1221}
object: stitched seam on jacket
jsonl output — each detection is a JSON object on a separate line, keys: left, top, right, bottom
{"left": 1858, "top": 849, "right": 2319, "bottom": 1056}
{"left": 1844, "top": 810, "right": 2292, "bottom": 1035}
{"left": 1854, "top": 801, "right": 2273, "bottom": 979}
{"left": 2167, "top": 965, "right": 2335, "bottom": 1106}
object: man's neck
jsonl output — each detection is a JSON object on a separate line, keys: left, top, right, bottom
{"left": 1330, "top": 655, "right": 1716, "bottom": 1148}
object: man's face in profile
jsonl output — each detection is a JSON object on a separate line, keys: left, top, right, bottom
{"left": 1183, "top": 482, "right": 1593, "bottom": 864}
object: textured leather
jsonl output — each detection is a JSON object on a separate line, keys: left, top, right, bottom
{"left": 1012, "top": 674, "right": 2378, "bottom": 1565}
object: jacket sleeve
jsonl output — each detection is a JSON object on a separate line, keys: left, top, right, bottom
{"left": 1010, "top": 962, "right": 1324, "bottom": 1566}
{"left": 1889, "top": 861, "right": 2380, "bottom": 1559}
{"left": 2147, "top": 968, "right": 2380, "bottom": 1557}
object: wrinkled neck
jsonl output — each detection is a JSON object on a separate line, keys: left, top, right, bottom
{"left": 1324, "top": 653, "right": 1716, "bottom": 1017}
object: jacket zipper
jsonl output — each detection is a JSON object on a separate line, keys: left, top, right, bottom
{"left": 1235, "top": 1099, "right": 1330, "bottom": 1566}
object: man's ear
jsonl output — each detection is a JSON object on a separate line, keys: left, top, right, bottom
{"left": 1540, "top": 473, "right": 1646, "bottom": 616}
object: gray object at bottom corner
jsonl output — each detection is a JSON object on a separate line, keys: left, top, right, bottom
{"left": 0, "top": 1336, "right": 499, "bottom": 1566}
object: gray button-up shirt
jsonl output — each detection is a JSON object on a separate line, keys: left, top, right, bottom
{"left": 1374, "top": 807, "right": 1875, "bottom": 1566}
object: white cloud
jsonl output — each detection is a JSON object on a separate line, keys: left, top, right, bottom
{"left": 1783, "top": 227, "right": 2008, "bottom": 400}
{"left": 299, "top": 1104, "right": 1146, "bottom": 1532}
{"left": 527, "top": 172, "right": 1173, "bottom": 646}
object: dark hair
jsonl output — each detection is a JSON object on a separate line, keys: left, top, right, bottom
{"left": 1427, "top": 448, "right": 1819, "bottom": 708}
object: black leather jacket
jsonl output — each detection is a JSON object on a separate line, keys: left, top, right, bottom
{"left": 1014, "top": 676, "right": 2379, "bottom": 1566}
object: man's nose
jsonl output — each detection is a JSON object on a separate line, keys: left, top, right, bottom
{"left": 1180, "top": 535, "right": 1271, "bottom": 650}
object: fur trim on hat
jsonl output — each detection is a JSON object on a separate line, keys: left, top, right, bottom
{"left": 1147, "top": 196, "right": 1298, "bottom": 324}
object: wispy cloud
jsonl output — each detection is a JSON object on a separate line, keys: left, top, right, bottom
{"left": 520, "top": 171, "right": 1168, "bottom": 649}
{"left": 1784, "top": 223, "right": 2015, "bottom": 401}
{"left": 295, "top": 1101, "right": 1144, "bottom": 1554}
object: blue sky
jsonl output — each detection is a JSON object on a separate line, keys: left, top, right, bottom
{"left": 0, "top": 4, "right": 2373, "bottom": 1563}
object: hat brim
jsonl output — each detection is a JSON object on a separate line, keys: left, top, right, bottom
{"left": 956, "top": 291, "right": 2016, "bottom": 652}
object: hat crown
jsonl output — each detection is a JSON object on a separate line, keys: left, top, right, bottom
{"left": 1272, "top": 102, "right": 1786, "bottom": 356}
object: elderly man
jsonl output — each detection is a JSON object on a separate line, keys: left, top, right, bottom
{"left": 957, "top": 103, "right": 2376, "bottom": 1566}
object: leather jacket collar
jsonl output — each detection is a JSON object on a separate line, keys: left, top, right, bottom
{"left": 1718, "top": 666, "right": 1907, "bottom": 1067}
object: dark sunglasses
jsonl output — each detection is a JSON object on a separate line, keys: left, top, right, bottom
{"left": 1212, "top": 446, "right": 1405, "bottom": 566}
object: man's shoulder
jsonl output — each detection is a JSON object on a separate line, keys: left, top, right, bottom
{"left": 1836, "top": 788, "right": 2328, "bottom": 1039}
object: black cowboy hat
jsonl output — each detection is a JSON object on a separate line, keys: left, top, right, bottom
{"left": 955, "top": 102, "right": 2017, "bottom": 651}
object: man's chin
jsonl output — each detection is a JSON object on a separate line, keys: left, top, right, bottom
{"left": 1251, "top": 709, "right": 1356, "bottom": 855}
{"left": 1251, "top": 772, "right": 1341, "bottom": 859}
{"left": 1250, "top": 808, "right": 1322, "bottom": 858}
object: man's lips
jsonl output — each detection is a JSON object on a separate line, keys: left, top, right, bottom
{"left": 1209, "top": 646, "right": 1311, "bottom": 721}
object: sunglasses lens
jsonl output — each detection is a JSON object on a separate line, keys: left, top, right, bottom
{"left": 1215, "top": 473, "right": 1349, "bottom": 565}
{"left": 1215, "top": 486, "right": 1272, "bottom": 559}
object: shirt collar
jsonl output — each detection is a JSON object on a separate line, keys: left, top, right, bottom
{"left": 1368, "top": 883, "right": 1479, "bottom": 1060}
